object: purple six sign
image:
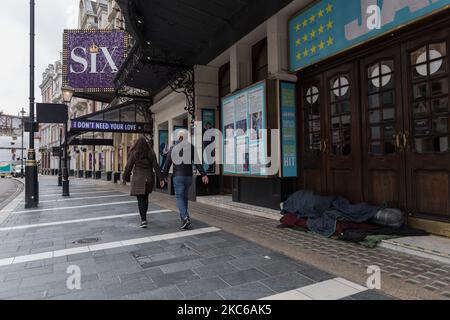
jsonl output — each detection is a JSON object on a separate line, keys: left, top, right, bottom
{"left": 63, "top": 30, "right": 129, "bottom": 93}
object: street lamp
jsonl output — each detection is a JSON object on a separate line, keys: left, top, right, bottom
{"left": 61, "top": 85, "right": 74, "bottom": 197}
{"left": 20, "top": 108, "right": 26, "bottom": 179}
{"left": 25, "top": 0, "right": 39, "bottom": 208}
{"left": 58, "top": 126, "right": 62, "bottom": 186}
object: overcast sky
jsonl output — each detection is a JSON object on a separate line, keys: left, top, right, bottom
{"left": 0, "top": 0, "right": 78, "bottom": 116}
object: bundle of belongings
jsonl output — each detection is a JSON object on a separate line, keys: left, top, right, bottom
{"left": 279, "top": 190, "right": 428, "bottom": 248}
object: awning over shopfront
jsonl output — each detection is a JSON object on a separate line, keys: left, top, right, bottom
{"left": 115, "top": 0, "right": 295, "bottom": 95}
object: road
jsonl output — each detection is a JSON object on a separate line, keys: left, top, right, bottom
{"left": 0, "top": 178, "right": 21, "bottom": 211}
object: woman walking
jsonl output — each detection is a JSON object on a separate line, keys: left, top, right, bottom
{"left": 123, "top": 137, "right": 164, "bottom": 228}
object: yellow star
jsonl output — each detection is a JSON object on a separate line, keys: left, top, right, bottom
{"left": 309, "top": 15, "right": 316, "bottom": 23}
{"left": 319, "top": 41, "right": 325, "bottom": 50}
{"left": 318, "top": 25, "right": 324, "bottom": 34}
{"left": 311, "top": 45, "right": 317, "bottom": 54}
{"left": 295, "top": 24, "right": 301, "bottom": 32}
{"left": 310, "top": 30, "right": 316, "bottom": 39}
{"left": 296, "top": 52, "right": 302, "bottom": 61}
{"left": 303, "top": 34, "right": 308, "bottom": 42}
{"left": 303, "top": 48, "right": 309, "bottom": 57}
{"left": 303, "top": 19, "right": 308, "bottom": 27}
{"left": 296, "top": 38, "right": 301, "bottom": 46}
{"left": 326, "top": 3, "right": 333, "bottom": 13}
{"left": 318, "top": 9, "right": 324, "bottom": 18}
{"left": 327, "top": 20, "right": 334, "bottom": 30}
{"left": 327, "top": 36, "right": 334, "bottom": 46}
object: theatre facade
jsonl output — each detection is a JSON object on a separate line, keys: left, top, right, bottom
{"left": 68, "top": 0, "right": 450, "bottom": 237}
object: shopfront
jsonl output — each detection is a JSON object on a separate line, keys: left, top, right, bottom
{"left": 289, "top": 0, "right": 450, "bottom": 236}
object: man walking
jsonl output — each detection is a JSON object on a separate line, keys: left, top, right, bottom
{"left": 163, "top": 132, "right": 209, "bottom": 229}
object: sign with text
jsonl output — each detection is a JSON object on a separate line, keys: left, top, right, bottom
{"left": 63, "top": 30, "right": 129, "bottom": 92}
{"left": 289, "top": 0, "right": 450, "bottom": 71}
{"left": 280, "top": 82, "right": 298, "bottom": 178}
{"left": 70, "top": 120, "right": 151, "bottom": 134}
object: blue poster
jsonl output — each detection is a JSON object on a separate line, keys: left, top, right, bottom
{"left": 159, "top": 130, "right": 168, "bottom": 168}
{"left": 289, "top": 0, "right": 450, "bottom": 71}
{"left": 280, "top": 82, "right": 298, "bottom": 178}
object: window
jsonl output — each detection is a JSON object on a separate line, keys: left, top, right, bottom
{"left": 252, "top": 38, "right": 268, "bottom": 83}
{"left": 304, "top": 85, "right": 321, "bottom": 152}
{"left": 367, "top": 60, "right": 397, "bottom": 155}
{"left": 329, "top": 74, "right": 352, "bottom": 156}
{"left": 410, "top": 42, "right": 449, "bottom": 153}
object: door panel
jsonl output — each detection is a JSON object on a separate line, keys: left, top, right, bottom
{"left": 324, "top": 63, "right": 363, "bottom": 202}
{"left": 360, "top": 47, "right": 406, "bottom": 209}
{"left": 404, "top": 30, "right": 450, "bottom": 221}
{"left": 299, "top": 74, "right": 327, "bottom": 194}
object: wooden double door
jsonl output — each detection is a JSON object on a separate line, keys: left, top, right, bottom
{"left": 299, "top": 29, "right": 450, "bottom": 221}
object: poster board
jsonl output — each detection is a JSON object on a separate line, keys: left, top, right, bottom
{"left": 279, "top": 81, "right": 298, "bottom": 178}
{"left": 221, "top": 81, "right": 269, "bottom": 177}
{"left": 201, "top": 109, "right": 216, "bottom": 174}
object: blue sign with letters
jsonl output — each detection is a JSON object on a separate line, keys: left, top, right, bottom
{"left": 280, "top": 82, "right": 298, "bottom": 178}
{"left": 289, "top": 0, "right": 450, "bottom": 71}
{"left": 71, "top": 120, "right": 151, "bottom": 133}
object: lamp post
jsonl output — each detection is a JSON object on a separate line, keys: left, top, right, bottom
{"left": 20, "top": 108, "right": 26, "bottom": 179}
{"left": 62, "top": 85, "right": 74, "bottom": 197}
{"left": 58, "top": 126, "right": 62, "bottom": 186}
{"left": 25, "top": 0, "right": 39, "bottom": 208}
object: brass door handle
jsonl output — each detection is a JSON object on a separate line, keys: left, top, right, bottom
{"left": 402, "top": 132, "right": 409, "bottom": 150}
{"left": 319, "top": 140, "right": 324, "bottom": 152}
{"left": 395, "top": 134, "right": 401, "bottom": 150}
{"left": 323, "top": 140, "right": 328, "bottom": 154}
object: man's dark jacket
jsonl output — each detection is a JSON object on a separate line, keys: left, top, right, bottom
{"left": 162, "top": 142, "right": 207, "bottom": 178}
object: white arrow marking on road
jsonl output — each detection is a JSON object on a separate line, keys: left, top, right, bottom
{"left": 13, "top": 201, "right": 137, "bottom": 214}
{"left": 0, "top": 209, "right": 172, "bottom": 232}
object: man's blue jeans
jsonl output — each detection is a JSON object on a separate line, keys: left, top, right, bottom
{"left": 173, "top": 176, "right": 193, "bottom": 221}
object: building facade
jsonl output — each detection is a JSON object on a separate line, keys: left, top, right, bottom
{"left": 111, "top": 0, "right": 450, "bottom": 237}
{"left": 39, "top": 0, "right": 127, "bottom": 179}
{"left": 69, "top": 0, "right": 128, "bottom": 180}
{"left": 39, "top": 60, "right": 62, "bottom": 175}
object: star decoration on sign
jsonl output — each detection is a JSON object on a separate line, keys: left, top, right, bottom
{"left": 318, "top": 25, "right": 324, "bottom": 34}
{"left": 303, "top": 48, "right": 309, "bottom": 57}
{"left": 326, "top": 3, "right": 333, "bottom": 14}
{"left": 327, "top": 20, "right": 334, "bottom": 30}
{"left": 319, "top": 41, "right": 325, "bottom": 50}
{"left": 327, "top": 36, "right": 334, "bottom": 46}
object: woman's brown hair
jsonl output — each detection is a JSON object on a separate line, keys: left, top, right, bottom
{"left": 131, "top": 137, "right": 151, "bottom": 160}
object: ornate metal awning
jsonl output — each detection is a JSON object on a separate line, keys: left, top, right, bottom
{"left": 114, "top": 0, "right": 295, "bottom": 122}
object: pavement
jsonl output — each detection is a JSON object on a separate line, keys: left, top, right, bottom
{"left": 0, "top": 175, "right": 446, "bottom": 300}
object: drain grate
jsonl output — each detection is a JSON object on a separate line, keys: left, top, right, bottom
{"left": 72, "top": 237, "right": 100, "bottom": 245}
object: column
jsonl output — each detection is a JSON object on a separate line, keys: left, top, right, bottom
{"left": 230, "top": 43, "right": 252, "bottom": 92}
{"left": 267, "top": 14, "right": 298, "bottom": 82}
